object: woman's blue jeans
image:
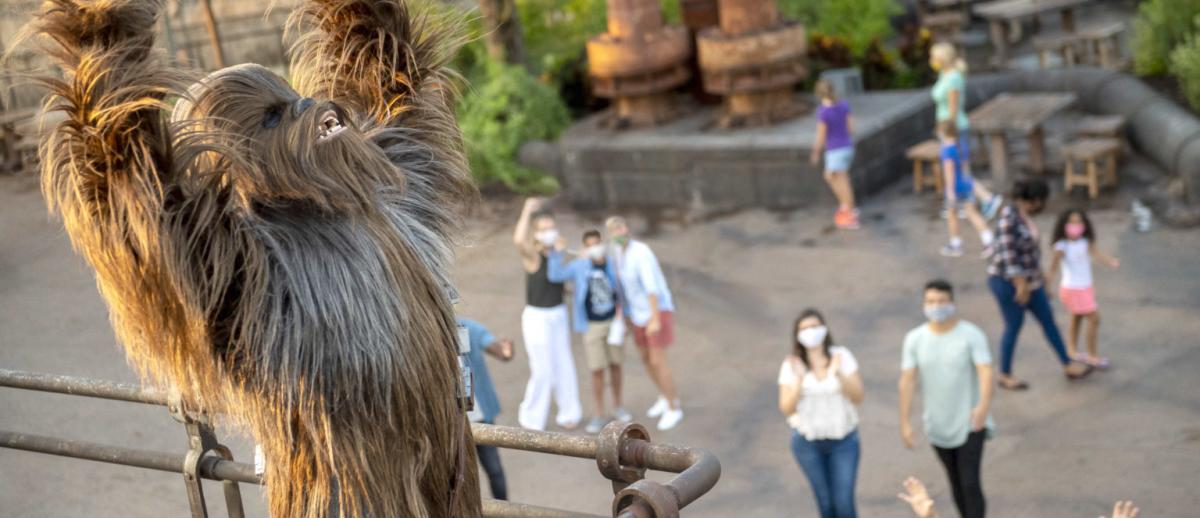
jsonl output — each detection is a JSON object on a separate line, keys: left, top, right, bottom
{"left": 790, "top": 429, "right": 860, "bottom": 518}
{"left": 987, "top": 275, "right": 1070, "bottom": 375}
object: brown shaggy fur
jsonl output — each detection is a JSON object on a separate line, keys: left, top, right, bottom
{"left": 19, "top": 0, "right": 481, "bottom": 516}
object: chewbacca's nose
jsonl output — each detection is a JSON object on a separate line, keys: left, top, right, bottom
{"left": 292, "top": 97, "right": 316, "bottom": 117}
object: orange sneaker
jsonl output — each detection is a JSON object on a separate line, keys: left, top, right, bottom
{"left": 835, "top": 209, "right": 861, "bottom": 230}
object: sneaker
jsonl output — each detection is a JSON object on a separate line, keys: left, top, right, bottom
{"left": 646, "top": 397, "right": 669, "bottom": 418}
{"left": 613, "top": 407, "right": 633, "bottom": 423}
{"left": 982, "top": 195, "right": 1004, "bottom": 220}
{"left": 657, "top": 407, "right": 684, "bottom": 431}
{"left": 585, "top": 416, "right": 609, "bottom": 434}
{"left": 940, "top": 243, "right": 964, "bottom": 257}
{"left": 834, "top": 209, "right": 861, "bottom": 230}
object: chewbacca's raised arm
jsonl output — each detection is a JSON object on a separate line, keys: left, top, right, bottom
{"left": 23, "top": 0, "right": 182, "bottom": 261}
{"left": 288, "top": 0, "right": 474, "bottom": 226}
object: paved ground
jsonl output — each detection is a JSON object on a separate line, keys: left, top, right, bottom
{"left": 2, "top": 164, "right": 1198, "bottom": 517}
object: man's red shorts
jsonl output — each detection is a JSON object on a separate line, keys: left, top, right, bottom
{"left": 632, "top": 311, "right": 675, "bottom": 348}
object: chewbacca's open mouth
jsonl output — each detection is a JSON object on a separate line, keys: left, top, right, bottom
{"left": 317, "top": 110, "right": 347, "bottom": 141}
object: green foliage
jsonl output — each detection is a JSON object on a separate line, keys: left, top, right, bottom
{"left": 779, "top": 0, "right": 901, "bottom": 57}
{"left": 457, "top": 59, "right": 571, "bottom": 194}
{"left": 1170, "top": 26, "right": 1200, "bottom": 110}
{"left": 517, "top": 0, "right": 607, "bottom": 79}
{"left": 1133, "top": 0, "right": 1200, "bottom": 76}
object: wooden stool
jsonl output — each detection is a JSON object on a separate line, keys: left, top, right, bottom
{"left": 1079, "top": 21, "right": 1127, "bottom": 70}
{"left": 906, "top": 140, "right": 944, "bottom": 194}
{"left": 12, "top": 139, "right": 39, "bottom": 175}
{"left": 1073, "top": 114, "right": 1126, "bottom": 138}
{"left": 1033, "top": 32, "right": 1085, "bottom": 69}
{"left": 1063, "top": 138, "right": 1120, "bottom": 199}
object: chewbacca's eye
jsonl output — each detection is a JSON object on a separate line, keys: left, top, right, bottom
{"left": 262, "top": 105, "right": 284, "bottom": 129}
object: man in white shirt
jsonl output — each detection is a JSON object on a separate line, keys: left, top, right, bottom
{"left": 606, "top": 216, "right": 683, "bottom": 431}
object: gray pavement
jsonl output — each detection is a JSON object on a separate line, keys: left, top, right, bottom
{"left": 2, "top": 170, "right": 1199, "bottom": 517}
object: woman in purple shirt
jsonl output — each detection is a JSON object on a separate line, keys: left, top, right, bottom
{"left": 810, "top": 80, "right": 860, "bottom": 230}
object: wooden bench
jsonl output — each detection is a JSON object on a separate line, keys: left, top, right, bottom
{"left": 1078, "top": 21, "right": 1127, "bottom": 70}
{"left": 1063, "top": 138, "right": 1120, "bottom": 199}
{"left": 1033, "top": 32, "right": 1085, "bottom": 69}
{"left": 907, "top": 140, "right": 945, "bottom": 194}
{"left": 922, "top": 11, "right": 969, "bottom": 36}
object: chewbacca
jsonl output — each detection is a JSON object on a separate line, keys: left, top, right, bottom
{"left": 21, "top": 0, "right": 481, "bottom": 516}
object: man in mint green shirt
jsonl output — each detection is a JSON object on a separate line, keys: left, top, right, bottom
{"left": 899, "top": 279, "right": 994, "bottom": 518}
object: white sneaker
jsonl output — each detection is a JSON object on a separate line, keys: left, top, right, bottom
{"left": 585, "top": 416, "right": 609, "bottom": 434}
{"left": 646, "top": 397, "right": 669, "bottom": 418}
{"left": 613, "top": 407, "right": 633, "bottom": 423}
{"left": 657, "top": 408, "right": 684, "bottom": 431}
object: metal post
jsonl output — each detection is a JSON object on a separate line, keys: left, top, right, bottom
{"left": 198, "top": 0, "right": 226, "bottom": 69}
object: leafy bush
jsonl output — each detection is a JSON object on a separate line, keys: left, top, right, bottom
{"left": 457, "top": 59, "right": 571, "bottom": 194}
{"left": 780, "top": 0, "right": 901, "bottom": 57}
{"left": 1133, "top": 0, "right": 1200, "bottom": 75}
{"left": 1170, "top": 27, "right": 1200, "bottom": 110}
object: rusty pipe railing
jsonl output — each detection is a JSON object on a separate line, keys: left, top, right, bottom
{"left": 0, "top": 430, "right": 260, "bottom": 484}
{"left": 471, "top": 424, "right": 720, "bottom": 516}
{"left": 1, "top": 369, "right": 720, "bottom": 516}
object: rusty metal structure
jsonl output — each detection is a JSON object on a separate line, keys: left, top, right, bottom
{"left": 0, "top": 369, "right": 720, "bottom": 517}
{"left": 696, "top": 0, "right": 809, "bottom": 127}
{"left": 586, "top": 0, "right": 692, "bottom": 128}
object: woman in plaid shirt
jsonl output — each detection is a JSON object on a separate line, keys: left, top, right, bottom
{"left": 986, "top": 179, "right": 1094, "bottom": 390}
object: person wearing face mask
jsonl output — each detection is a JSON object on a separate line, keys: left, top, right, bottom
{"left": 512, "top": 197, "right": 582, "bottom": 430}
{"left": 898, "top": 280, "right": 994, "bottom": 518}
{"left": 548, "top": 229, "right": 632, "bottom": 434}
{"left": 986, "top": 180, "right": 1094, "bottom": 391}
{"left": 777, "top": 309, "right": 865, "bottom": 518}
{"left": 606, "top": 216, "right": 684, "bottom": 431}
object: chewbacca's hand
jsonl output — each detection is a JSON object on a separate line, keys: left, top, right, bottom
{"left": 34, "top": 0, "right": 160, "bottom": 52}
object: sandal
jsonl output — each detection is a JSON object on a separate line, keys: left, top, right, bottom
{"left": 1074, "top": 353, "right": 1111, "bottom": 370}
{"left": 998, "top": 378, "right": 1030, "bottom": 391}
{"left": 1065, "top": 363, "right": 1095, "bottom": 380}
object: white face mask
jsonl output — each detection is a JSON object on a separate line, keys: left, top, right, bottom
{"left": 797, "top": 325, "right": 828, "bottom": 348}
{"left": 924, "top": 303, "right": 956, "bottom": 323}
{"left": 535, "top": 229, "right": 558, "bottom": 247}
{"left": 586, "top": 244, "right": 606, "bottom": 261}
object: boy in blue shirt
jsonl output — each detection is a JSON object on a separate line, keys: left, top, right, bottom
{"left": 548, "top": 230, "right": 632, "bottom": 434}
{"left": 938, "top": 121, "right": 995, "bottom": 258}
{"left": 458, "top": 318, "right": 515, "bottom": 500}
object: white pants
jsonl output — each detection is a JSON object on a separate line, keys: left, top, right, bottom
{"left": 518, "top": 305, "right": 582, "bottom": 430}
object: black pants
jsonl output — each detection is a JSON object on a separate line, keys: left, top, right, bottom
{"left": 933, "top": 430, "right": 986, "bottom": 518}
{"left": 476, "top": 444, "right": 507, "bottom": 500}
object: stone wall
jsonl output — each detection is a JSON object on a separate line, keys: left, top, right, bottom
{"left": 552, "top": 91, "right": 934, "bottom": 213}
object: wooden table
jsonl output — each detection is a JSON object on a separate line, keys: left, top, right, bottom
{"left": 968, "top": 92, "right": 1076, "bottom": 188}
{"left": 973, "top": 0, "right": 1094, "bottom": 66}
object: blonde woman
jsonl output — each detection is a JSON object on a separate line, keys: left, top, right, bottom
{"left": 929, "top": 43, "right": 1002, "bottom": 223}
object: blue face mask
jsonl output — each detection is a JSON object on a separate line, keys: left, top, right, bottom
{"left": 924, "top": 303, "right": 956, "bottom": 323}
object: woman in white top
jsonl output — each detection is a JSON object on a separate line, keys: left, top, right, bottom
{"left": 778, "top": 309, "right": 866, "bottom": 518}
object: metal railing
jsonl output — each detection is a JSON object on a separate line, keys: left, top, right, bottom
{"left": 0, "top": 369, "right": 719, "bottom": 517}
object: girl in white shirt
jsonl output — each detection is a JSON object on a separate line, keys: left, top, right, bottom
{"left": 1049, "top": 209, "right": 1120, "bottom": 369}
{"left": 777, "top": 309, "right": 866, "bottom": 518}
